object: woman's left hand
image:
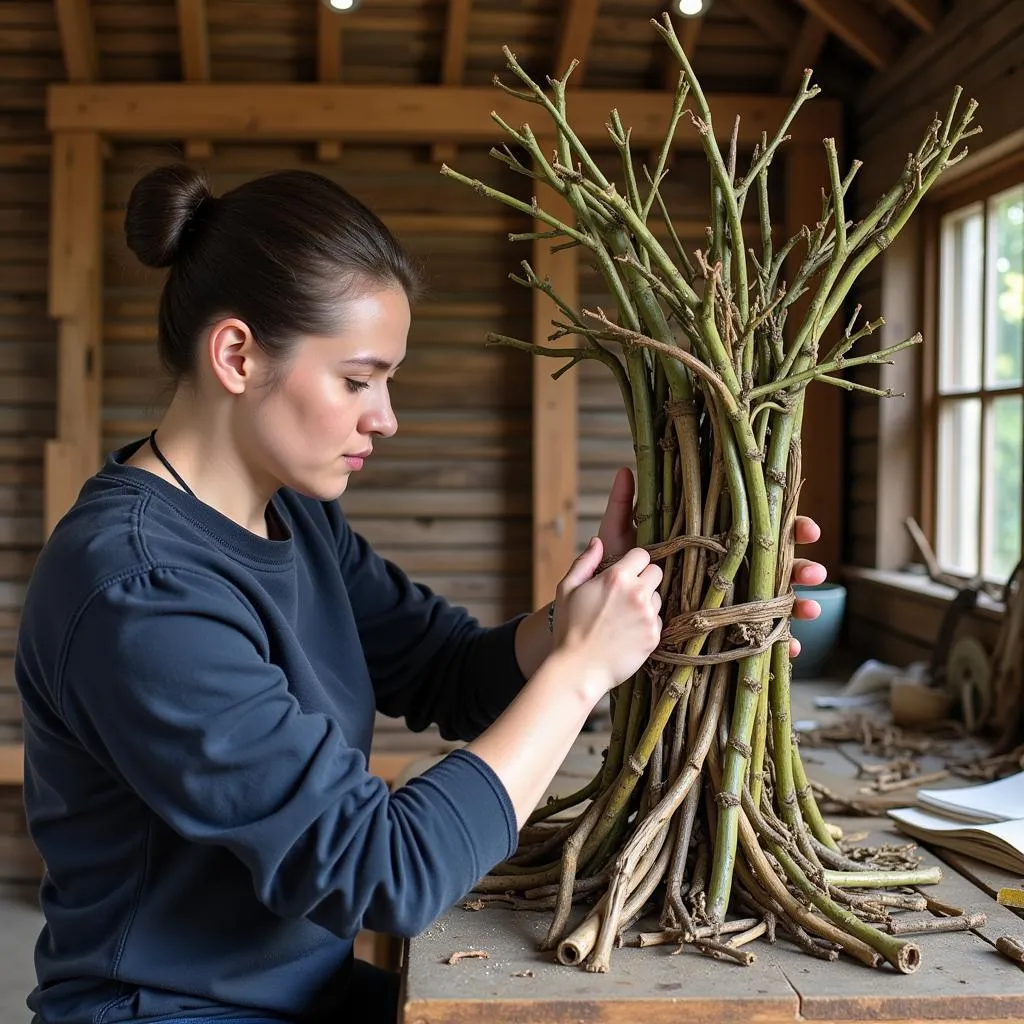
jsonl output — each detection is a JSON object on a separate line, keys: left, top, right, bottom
{"left": 596, "top": 467, "right": 827, "bottom": 658}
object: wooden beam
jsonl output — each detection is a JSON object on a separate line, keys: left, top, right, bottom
{"left": 532, "top": 188, "right": 578, "bottom": 609}
{"left": 53, "top": 0, "right": 98, "bottom": 82}
{"left": 440, "top": 0, "right": 472, "bottom": 84}
{"left": 884, "top": 0, "right": 942, "bottom": 33}
{"left": 792, "top": 0, "right": 900, "bottom": 70}
{"left": 46, "top": 132, "right": 104, "bottom": 536}
{"left": 785, "top": 141, "right": 842, "bottom": 578}
{"left": 316, "top": 2, "right": 344, "bottom": 162}
{"left": 49, "top": 84, "right": 843, "bottom": 147}
{"left": 176, "top": 0, "right": 209, "bottom": 80}
{"left": 432, "top": 0, "right": 472, "bottom": 166}
{"left": 875, "top": 219, "right": 923, "bottom": 570}
{"left": 556, "top": 0, "right": 601, "bottom": 85}
{"left": 727, "top": 0, "right": 802, "bottom": 51}
{"left": 176, "top": 0, "right": 212, "bottom": 160}
{"left": 780, "top": 15, "right": 828, "bottom": 96}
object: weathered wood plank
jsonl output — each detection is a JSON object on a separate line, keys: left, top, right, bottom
{"left": 885, "top": 0, "right": 944, "bottom": 33}
{"left": 792, "top": 0, "right": 900, "bottom": 70}
{"left": 46, "top": 133, "right": 103, "bottom": 533}
{"left": 532, "top": 186, "right": 578, "bottom": 608}
{"left": 556, "top": 0, "right": 601, "bottom": 83}
{"left": 53, "top": 0, "right": 98, "bottom": 82}
{"left": 403, "top": 815, "right": 1024, "bottom": 1023}
{"left": 404, "top": 904, "right": 801, "bottom": 1024}
{"left": 780, "top": 14, "right": 827, "bottom": 95}
{"left": 48, "top": 83, "right": 843, "bottom": 147}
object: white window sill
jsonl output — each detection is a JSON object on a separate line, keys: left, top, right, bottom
{"left": 841, "top": 565, "right": 1006, "bottom": 620}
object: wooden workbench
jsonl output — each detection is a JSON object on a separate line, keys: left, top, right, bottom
{"left": 400, "top": 819, "right": 1024, "bottom": 1024}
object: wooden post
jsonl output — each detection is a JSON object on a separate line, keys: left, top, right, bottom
{"left": 531, "top": 189, "right": 579, "bottom": 609}
{"left": 45, "top": 131, "right": 103, "bottom": 537}
{"left": 785, "top": 141, "right": 843, "bottom": 577}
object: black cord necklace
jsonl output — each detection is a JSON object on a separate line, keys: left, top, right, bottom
{"left": 148, "top": 429, "right": 196, "bottom": 499}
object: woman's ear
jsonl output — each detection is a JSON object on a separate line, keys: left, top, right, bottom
{"left": 206, "top": 318, "right": 259, "bottom": 395}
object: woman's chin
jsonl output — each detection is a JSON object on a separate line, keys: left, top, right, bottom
{"left": 289, "top": 470, "right": 351, "bottom": 503}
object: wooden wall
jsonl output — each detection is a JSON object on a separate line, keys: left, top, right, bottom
{"left": 0, "top": 0, "right": 56, "bottom": 748}
{"left": 0, "top": 0, "right": 58, "bottom": 888}
{"left": 843, "top": 0, "right": 1024, "bottom": 663}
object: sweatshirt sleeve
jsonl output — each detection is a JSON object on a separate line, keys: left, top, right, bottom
{"left": 56, "top": 566, "right": 517, "bottom": 939}
{"left": 331, "top": 505, "right": 528, "bottom": 740}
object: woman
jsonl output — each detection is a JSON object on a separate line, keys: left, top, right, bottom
{"left": 16, "top": 165, "right": 826, "bottom": 1024}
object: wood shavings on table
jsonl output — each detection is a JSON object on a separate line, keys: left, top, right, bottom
{"left": 445, "top": 949, "right": 490, "bottom": 965}
{"left": 799, "top": 711, "right": 1022, "bottom": 789}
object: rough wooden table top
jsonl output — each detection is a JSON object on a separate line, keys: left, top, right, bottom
{"left": 401, "top": 819, "right": 1024, "bottom": 1024}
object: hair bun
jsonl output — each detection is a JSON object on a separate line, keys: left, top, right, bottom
{"left": 124, "top": 164, "right": 214, "bottom": 269}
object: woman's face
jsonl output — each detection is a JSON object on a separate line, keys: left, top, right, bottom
{"left": 241, "top": 286, "right": 409, "bottom": 501}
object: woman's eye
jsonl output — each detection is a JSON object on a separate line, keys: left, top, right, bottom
{"left": 345, "top": 379, "right": 371, "bottom": 394}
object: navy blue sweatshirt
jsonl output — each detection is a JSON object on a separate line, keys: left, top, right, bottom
{"left": 16, "top": 440, "right": 524, "bottom": 1023}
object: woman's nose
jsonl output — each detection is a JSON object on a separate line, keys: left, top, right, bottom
{"left": 363, "top": 396, "right": 397, "bottom": 438}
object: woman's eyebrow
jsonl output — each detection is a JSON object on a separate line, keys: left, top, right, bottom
{"left": 341, "top": 356, "right": 404, "bottom": 371}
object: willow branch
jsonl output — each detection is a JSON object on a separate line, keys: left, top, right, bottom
{"left": 748, "top": 335, "right": 922, "bottom": 400}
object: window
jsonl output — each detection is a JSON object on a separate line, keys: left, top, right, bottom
{"left": 932, "top": 178, "right": 1024, "bottom": 583}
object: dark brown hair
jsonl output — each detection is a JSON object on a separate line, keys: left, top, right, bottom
{"left": 124, "top": 164, "right": 420, "bottom": 380}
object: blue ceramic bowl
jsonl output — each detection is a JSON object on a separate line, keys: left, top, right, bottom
{"left": 789, "top": 582, "right": 847, "bottom": 679}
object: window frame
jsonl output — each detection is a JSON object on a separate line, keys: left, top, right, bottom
{"left": 921, "top": 154, "right": 1024, "bottom": 585}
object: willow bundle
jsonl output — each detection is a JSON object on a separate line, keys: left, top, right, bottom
{"left": 443, "top": 14, "right": 980, "bottom": 974}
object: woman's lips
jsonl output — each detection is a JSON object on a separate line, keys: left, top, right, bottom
{"left": 344, "top": 450, "right": 371, "bottom": 470}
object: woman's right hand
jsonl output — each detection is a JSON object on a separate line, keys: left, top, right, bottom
{"left": 552, "top": 536, "right": 663, "bottom": 697}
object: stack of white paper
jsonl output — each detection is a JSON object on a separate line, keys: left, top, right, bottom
{"left": 887, "top": 771, "right": 1024, "bottom": 874}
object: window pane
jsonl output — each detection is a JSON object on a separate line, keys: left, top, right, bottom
{"left": 939, "top": 204, "right": 984, "bottom": 392}
{"left": 983, "top": 395, "right": 1022, "bottom": 582}
{"left": 985, "top": 185, "right": 1024, "bottom": 388}
{"left": 937, "top": 398, "right": 981, "bottom": 576}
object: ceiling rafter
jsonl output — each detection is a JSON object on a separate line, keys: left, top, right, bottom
{"left": 727, "top": 0, "right": 802, "bottom": 51}
{"left": 792, "top": 0, "right": 900, "bottom": 70}
{"left": 54, "top": 0, "right": 98, "bottom": 82}
{"left": 432, "top": 0, "right": 473, "bottom": 164}
{"left": 557, "top": 0, "right": 602, "bottom": 86}
{"left": 316, "top": 2, "right": 344, "bottom": 161}
{"left": 884, "top": 0, "right": 943, "bottom": 33}
{"left": 780, "top": 14, "right": 828, "bottom": 96}
{"left": 176, "top": 0, "right": 212, "bottom": 159}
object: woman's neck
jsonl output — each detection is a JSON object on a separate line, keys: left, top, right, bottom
{"left": 128, "top": 393, "right": 276, "bottom": 537}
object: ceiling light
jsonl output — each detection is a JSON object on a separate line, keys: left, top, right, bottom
{"left": 324, "top": 0, "right": 359, "bottom": 12}
{"left": 676, "top": 0, "right": 710, "bottom": 16}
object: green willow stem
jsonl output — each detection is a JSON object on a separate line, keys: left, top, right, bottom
{"left": 745, "top": 800, "right": 923, "bottom": 973}
{"left": 825, "top": 868, "right": 942, "bottom": 889}
{"left": 792, "top": 741, "right": 839, "bottom": 850}
{"left": 749, "top": 335, "right": 922, "bottom": 401}
{"left": 527, "top": 775, "right": 603, "bottom": 826}
{"left": 748, "top": 654, "right": 773, "bottom": 806}
{"left": 653, "top": 13, "right": 748, "bottom": 324}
